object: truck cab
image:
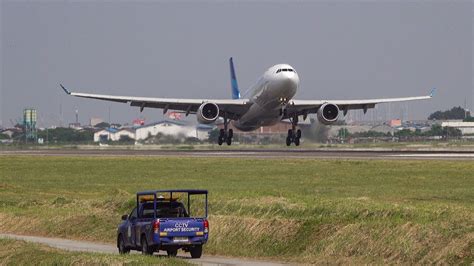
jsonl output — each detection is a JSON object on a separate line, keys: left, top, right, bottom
{"left": 117, "top": 189, "right": 209, "bottom": 258}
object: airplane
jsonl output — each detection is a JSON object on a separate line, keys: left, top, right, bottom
{"left": 61, "top": 58, "right": 434, "bottom": 146}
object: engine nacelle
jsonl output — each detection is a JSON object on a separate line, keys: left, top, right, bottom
{"left": 317, "top": 103, "right": 340, "bottom": 125}
{"left": 196, "top": 102, "right": 220, "bottom": 124}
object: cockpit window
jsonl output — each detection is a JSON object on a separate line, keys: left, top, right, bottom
{"left": 276, "top": 68, "right": 294, "bottom": 74}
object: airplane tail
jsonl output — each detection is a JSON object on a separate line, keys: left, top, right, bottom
{"left": 229, "top": 57, "right": 241, "bottom": 99}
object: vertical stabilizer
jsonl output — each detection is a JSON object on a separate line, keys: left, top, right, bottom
{"left": 229, "top": 57, "right": 241, "bottom": 99}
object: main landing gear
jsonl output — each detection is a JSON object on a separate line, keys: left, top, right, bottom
{"left": 286, "top": 115, "right": 301, "bottom": 146}
{"left": 218, "top": 115, "right": 233, "bottom": 146}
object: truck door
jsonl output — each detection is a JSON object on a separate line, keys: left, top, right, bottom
{"left": 126, "top": 208, "right": 138, "bottom": 247}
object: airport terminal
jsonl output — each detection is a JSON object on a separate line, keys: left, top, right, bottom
{"left": 0, "top": 1, "right": 473, "bottom": 265}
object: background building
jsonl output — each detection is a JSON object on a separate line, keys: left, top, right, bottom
{"left": 93, "top": 120, "right": 214, "bottom": 143}
{"left": 441, "top": 122, "right": 474, "bottom": 135}
{"left": 135, "top": 120, "right": 213, "bottom": 141}
{"left": 93, "top": 128, "right": 136, "bottom": 142}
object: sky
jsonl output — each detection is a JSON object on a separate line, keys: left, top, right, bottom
{"left": 1, "top": 0, "right": 473, "bottom": 127}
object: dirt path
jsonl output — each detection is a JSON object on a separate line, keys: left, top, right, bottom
{"left": 0, "top": 233, "right": 287, "bottom": 266}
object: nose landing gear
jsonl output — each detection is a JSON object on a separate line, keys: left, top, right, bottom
{"left": 286, "top": 115, "right": 301, "bottom": 146}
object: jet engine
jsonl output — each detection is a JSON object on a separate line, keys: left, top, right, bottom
{"left": 317, "top": 103, "right": 340, "bottom": 125}
{"left": 197, "top": 102, "right": 220, "bottom": 124}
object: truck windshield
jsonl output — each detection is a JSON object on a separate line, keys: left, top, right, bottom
{"left": 141, "top": 202, "right": 188, "bottom": 218}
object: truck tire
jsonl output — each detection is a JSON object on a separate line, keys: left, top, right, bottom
{"left": 141, "top": 236, "right": 153, "bottom": 255}
{"left": 117, "top": 235, "right": 130, "bottom": 254}
{"left": 167, "top": 249, "right": 178, "bottom": 257}
{"left": 190, "top": 245, "right": 202, "bottom": 259}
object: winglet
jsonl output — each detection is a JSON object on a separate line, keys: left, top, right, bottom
{"left": 60, "top": 84, "right": 71, "bottom": 95}
{"left": 430, "top": 88, "right": 436, "bottom": 98}
{"left": 229, "top": 57, "right": 241, "bottom": 99}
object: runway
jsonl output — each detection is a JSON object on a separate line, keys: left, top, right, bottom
{"left": 1, "top": 148, "right": 473, "bottom": 160}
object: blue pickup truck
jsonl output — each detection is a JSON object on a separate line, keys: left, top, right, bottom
{"left": 117, "top": 189, "right": 209, "bottom": 258}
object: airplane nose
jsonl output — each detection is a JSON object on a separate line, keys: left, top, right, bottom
{"left": 282, "top": 73, "right": 299, "bottom": 89}
{"left": 283, "top": 76, "right": 295, "bottom": 88}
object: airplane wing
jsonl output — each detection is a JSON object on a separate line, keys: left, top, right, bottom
{"left": 60, "top": 85, "right": 250, "bottom": 120}
{"left": 285, "top": 88, "right": 435, "bottom": 118}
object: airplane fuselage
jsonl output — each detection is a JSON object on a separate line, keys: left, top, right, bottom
{"left": 233, "top": 64, "right": 300, "bottom": 131}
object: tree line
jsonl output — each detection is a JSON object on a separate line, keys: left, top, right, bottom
{"left": 428, "top": 106, "right": 471, "bottom": 121}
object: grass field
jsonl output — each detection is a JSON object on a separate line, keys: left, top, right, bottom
{"left": 0, "top": 156, "right": 473, "bottom": 264}
{"left": 0, "top": 238, "right": 189, "bottom": 265}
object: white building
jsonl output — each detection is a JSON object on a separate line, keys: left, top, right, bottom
{"left": 93, "top": 120, "right": 214, "bottom": 142}
{"left": 94, "top": 128, "right": 136, "bottom": 142}
{"left": 135, "top": 120, "right": 213, "bottom": 141}
{"left": 441, "top": 122, "right": 474, "bottom": 135}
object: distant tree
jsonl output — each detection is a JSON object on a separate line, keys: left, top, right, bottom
{"left": 464, "top": 116, "right": 474, "bottom": 122}
{"left": 12, "top": 131, "right": 24, "bottom": 140}
{"left": 443, "top": 127, "right": 462, "bottom": 137}
{"left": 355, "top": 130, "right": 392, "bottom": 138}
{"left": 427, "top": 124, "right": 444, "bottom": 136}
{"left": 428, "top": 106, "right": 466, "bottom": 120}
{"left": 338, "top": 128, "right": 350, "bottom": 139}
{"left": 95, "top": 122, "right": 111, "bottom": 129}
{"left": 394, "top": 129, "right": 415, "bottom": 138}
{"left": 207, "top": 128, "right": 220, "bottom": 143}
{"left": 0, "top": 133, "right": 10, "bottom": 139}
{"left": 37, "top": 128, "right": 94, "bottom": 143}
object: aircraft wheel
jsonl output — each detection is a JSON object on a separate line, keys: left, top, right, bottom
{"left": 228, "top": 129, "right": 233, "bottom": 139}
{"left": 296, "top": 129, "right": 302, "bottom": 138}
{"left": 288, "top": 129, "right": 293, "bottom": 138}
{"left": 286, "top": 136, "right": 291, "bottom": 146}
{"left": 226, "top": 136, "right": 232, "bottom": 145}
{"left": 218, "top": 129, "right": 225, "bottom": 145}
{"left": 294, "top": 137, "right": 300, "bottom": 146}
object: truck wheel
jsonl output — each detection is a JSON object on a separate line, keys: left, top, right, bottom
{"left": 190, "top": 245, "right": 202, "bottom": 259}
{"left": 167, "top": 249, "right": 178, "bottom": 257}
{"left": 141, "top": 237, "right": 153, "bottom": 255}
{"left": 117, "top": 235, "right": 130, "bottom": 254}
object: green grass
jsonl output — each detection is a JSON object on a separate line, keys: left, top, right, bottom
{"left": 0, "top": 156, "right": 473, "bottom": 264}
{"left": 0, "top": 238, "right": 189, "bottom": 265}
